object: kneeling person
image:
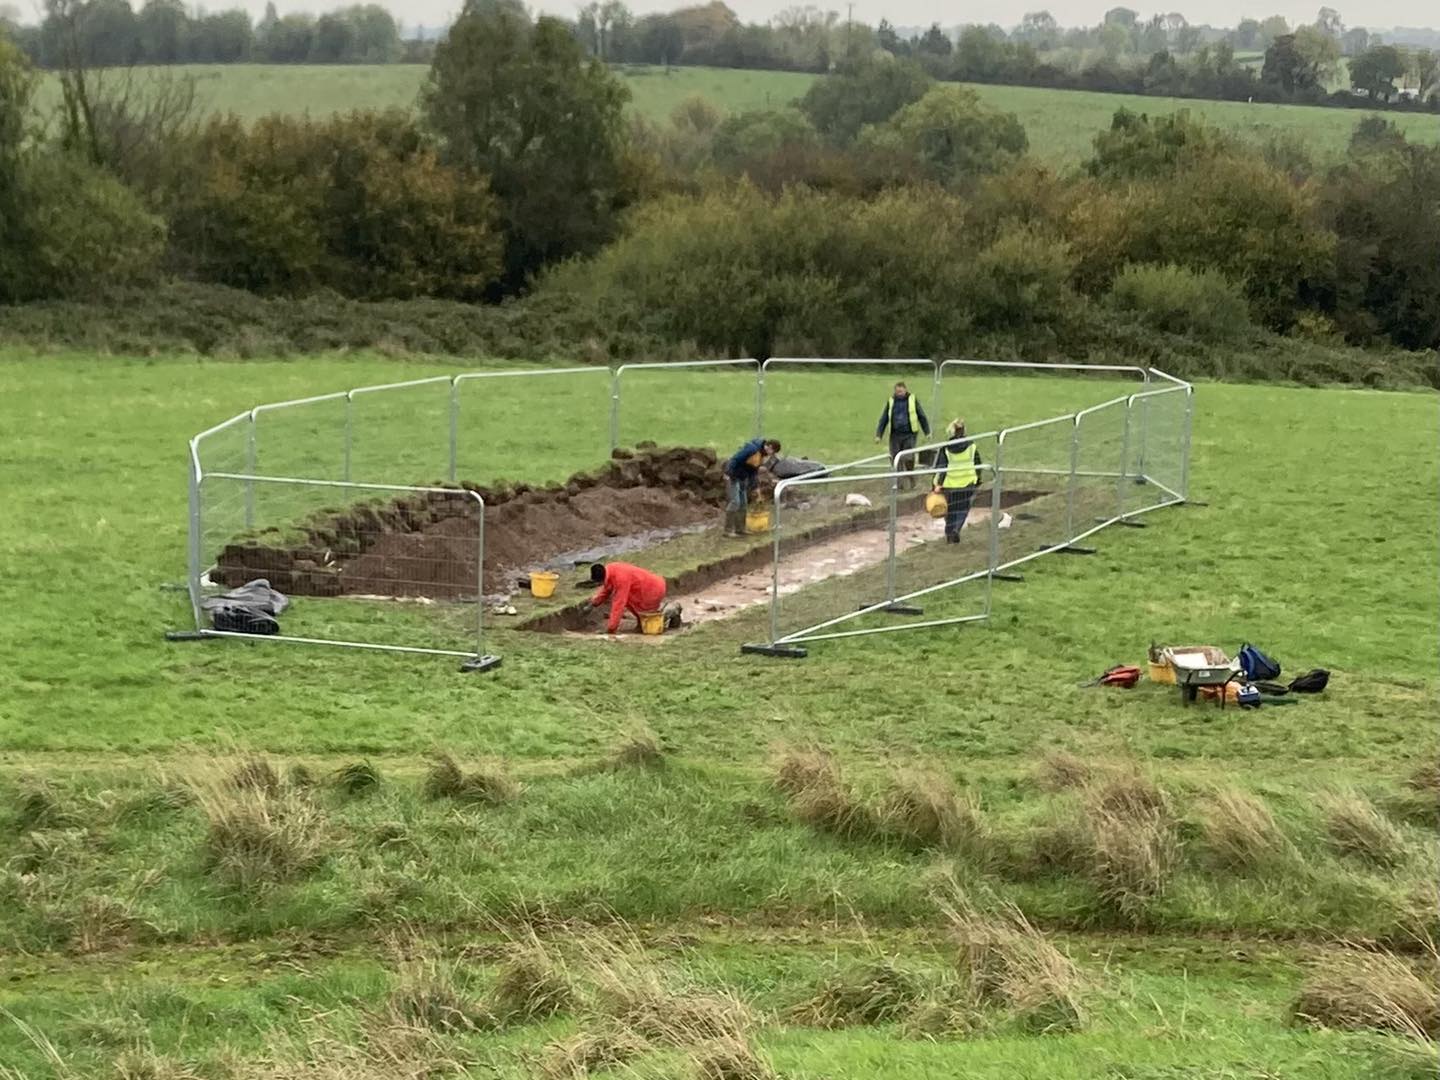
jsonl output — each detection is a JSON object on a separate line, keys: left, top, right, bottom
{"left": 590, "top": 562, "right": 683, "bottom": 635}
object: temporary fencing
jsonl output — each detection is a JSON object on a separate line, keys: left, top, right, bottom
{"left": 612, "top": 359, "right": 761, "bottom": 454}
{"left": 179, "top": 359, "right": 1192, "bottom": 668}
{"left": 454, "top": 367, "right": 611, "bottom": 484}
{"left": 741, "top": 370, "right": 1192, "bottom": 656}
{"left": 761, "top": 358, "right": 940, "bottom": 461}
{"left": 184, "top": 473, "right": 494, "bottom": 667}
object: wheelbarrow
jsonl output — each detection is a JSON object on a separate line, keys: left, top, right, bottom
{"left": 1169, "top": 650, "right": 1242, "bottom": 706}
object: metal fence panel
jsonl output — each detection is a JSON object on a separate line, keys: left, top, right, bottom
{"left": 253, "top": 392, "right": 349, "bottom": 483}
{"left": 1070, "top": 397, "right": 1130, "bottom": 544}
{"left": 613, "top": 360, "right": 760, "bottom": 454}
{"left": 991, "top": 415, "right": 1076, "bottom": 572}
{"left": 347, "top": 377, "right": 453, "bottom": 485}
{"left": 1124, "top": 385, "right": 1189, "bottom": 516}
{"left": 938, "top": 360, "right": 1148, "bottom": 427}
{"left": 195, "top": 474, "right": 488, "bottom": 661}
{"left": 454, "top": 368, "right": 611, "bottom": 486}
{"left": 762, "top": 359, "right": 937, "bottom": 465}
{"left": 757, "top": 465, "right": 993, "bottom": 647}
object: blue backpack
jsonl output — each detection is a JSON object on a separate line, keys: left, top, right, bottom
{"left": 1238, "top": 644, "right": 1281, "bottom": 683}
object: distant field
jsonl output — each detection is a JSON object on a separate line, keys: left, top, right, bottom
{"left": 34, "top": 62, "right": 1439, "bottom": 166}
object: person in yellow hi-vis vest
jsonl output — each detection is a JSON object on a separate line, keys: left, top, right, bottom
{"left": 933, "top": 419, "right": 982, "bottom": 544}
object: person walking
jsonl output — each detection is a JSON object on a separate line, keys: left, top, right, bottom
{"left": 875, "top": 381, "right": 931, "bottom": 489}
{"left": 933, "top": 419, "right": 982, "bottom": 544}
{"left": 721, "top": 437, "right": 781, "bottom": 537}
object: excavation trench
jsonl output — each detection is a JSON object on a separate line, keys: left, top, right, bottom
{"left": 520, "top": 487, "right": 1042, "bottom": 637}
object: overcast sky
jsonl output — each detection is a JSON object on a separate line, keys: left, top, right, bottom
{"left": 227, "top": 0, "right": 1435, "bottom": 34}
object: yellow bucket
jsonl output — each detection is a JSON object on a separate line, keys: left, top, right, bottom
{"left": 529, "top": 571, "right": 559, "bottom": 599}
{"left": 638, "top": 611, "right": 665, "bottom": 636}
{"left": 746, "top": 509, "right": 772, "bottom": 533}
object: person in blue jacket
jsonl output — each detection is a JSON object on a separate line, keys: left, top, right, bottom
{"left": 722, "top": 438, "right": 781, "bottom": 537}
{"left": 874, "top": 381, "right": 931, "bottom": 489}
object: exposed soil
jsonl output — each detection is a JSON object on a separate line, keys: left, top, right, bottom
{"left": 213, "top": 445, "right": 737, "bottom": 599}
{"left": 525, "top": 487, "right": 1041, "bottom": 639}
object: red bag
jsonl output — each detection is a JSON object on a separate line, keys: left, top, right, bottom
{"left": 1081, "top": 665, "right": 1141, "bottom": 689}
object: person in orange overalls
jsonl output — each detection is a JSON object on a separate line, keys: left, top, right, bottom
{"left": 589, "top": 562, "right": 683, "bottom": 635}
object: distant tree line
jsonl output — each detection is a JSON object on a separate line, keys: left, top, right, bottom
{"left": 2, "top": 1, "right": 434, "bottom": 68}
{"left": 0, "top": 1, "right": 1437, "bottom": 365}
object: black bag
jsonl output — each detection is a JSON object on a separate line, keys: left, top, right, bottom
{"left": 1288, "top": 669, "right": 1330, "bottom": 693}
{"left": 210, "top": 602, "right": 280, "bottom": 636}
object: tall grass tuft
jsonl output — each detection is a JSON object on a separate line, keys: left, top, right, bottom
{"left": 229, "top": 758, "right": 281, "bottom": 797}
{"left": 1033, "top": 750, "right": 1093, "bottom": 792}
{"left": 1078, "top": 773, "right": 1178, "bottom": 921}
{"left": 11, "top": 781, "right": 74, "bottom": 832}
{"left": 878, "top": 768, "right": 990, "bottom": 857}
{"left": 772, "top": 746, "right": 877, "bottom": 840}
{"left": 609, "top": 725, "right": 667, "bottom": 770}
{"left": 789, "top": 957, "right": 927, "bottom": 1028}
{"left": 1293, "top": 944, "right": 1440, "bottom": 1040}
{"left": 423, "top": 753, "right": 520, "bottom": 805}
{"left": 333, "top": 761, "right": 382, "bottom": 797}
{"left": 689, "top": 1035, "right": 778, "bottom": 1080}
{"left": 1200, "top": 788, "right": 1293, "bottom": 871}
{"left": 490, "top": 934, "right": 574, "bottom": 1022}
{"left": 540, "top": 1028, "right": 649, "bottom": 1079}
{"left": 941, "top": 894, "right": 1087, "bottom": 1033}
{"left": 193, "top": 771, "right": 329, "bottom": 890}
{"left": 1323, "top": 791, "right": 1408, "bottom": 868}
{"left": 383, "top": 956, "right": 492, "bottom": 1033}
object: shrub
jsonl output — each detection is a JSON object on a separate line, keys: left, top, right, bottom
{"left": 862, "top": 85, "right": 1028, "bottom": 186}
{"left": 1108, "top": 264, "right": 1252, "bottom": 342}
{"left": 1294, "top": 945, "right": 1440, "bottom": 1039}
{"left": 0, "top": 152, "right": 164, "bottom": 303}
{"left": 165, "top": 110, "right": 502, "bottom": 301}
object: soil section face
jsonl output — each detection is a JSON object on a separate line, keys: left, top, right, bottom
{"left": 213, "top": 445, "right": 734, "bottom": 599}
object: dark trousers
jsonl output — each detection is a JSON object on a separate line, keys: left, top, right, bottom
{"left": 943, "top": 485, "right": 976, "bottom": 542}
{"left": 889, "top": 432, "right": 918, "bottom": 488}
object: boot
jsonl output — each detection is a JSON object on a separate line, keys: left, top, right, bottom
{"left": 722, "top": 511, "right": 743, "bottom": 538}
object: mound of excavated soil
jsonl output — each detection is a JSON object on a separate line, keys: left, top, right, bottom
{"left": 213, "top": 445, "right": 733, "bottom": 600}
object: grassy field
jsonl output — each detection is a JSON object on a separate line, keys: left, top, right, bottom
{"left": 0, "top": 351, "right": 1436, "bottom": 1077}
{"left": 33, "top": 62, "right": 1440, "bottom": 166}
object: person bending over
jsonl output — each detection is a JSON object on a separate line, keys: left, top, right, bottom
{"left": 589, "top": 562, "right": 683, "bottom": 634}
{"left": 721, "top": 437, "right": 781, "bottom": 537}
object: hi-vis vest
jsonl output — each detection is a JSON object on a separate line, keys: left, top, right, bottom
{"left": 938, "top": 443, "right": 978, "bottom": 489}
{"left": 888, "top": 395, "right": 921, "bottom": 435}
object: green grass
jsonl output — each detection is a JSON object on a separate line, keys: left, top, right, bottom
{"left": 32, "top": 63, "right": 1439, "bottom": 165}
{"left": 0, "top": 351, "right": 1436, "bottom": 1077}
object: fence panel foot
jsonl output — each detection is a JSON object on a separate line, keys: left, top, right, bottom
{"left": 860, "top": 603, "right": 924, "bottom": 616}
{"left": 741, "top": 643, "right": 808, "bottom": 659}
{"left": 165, "top": 630, "right": 211, "bottom": 642}
{"left": 991, "top": 571, "right": 1025, "bottom": 582}
{"left": 1051, "top": 545, "right": 1098, "bottom": 555}
{"left": 461, "top": 655, "right": 503, "bottom": 674}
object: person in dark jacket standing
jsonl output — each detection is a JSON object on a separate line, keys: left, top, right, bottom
{"left": 874, "top": 381, "right": 931, "bottom": 489}
{"left": 721, "top": 437, "right": 781, "bottom": 537}
{"left": 933, "top": 419, "right": 982, "bottom": 544}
